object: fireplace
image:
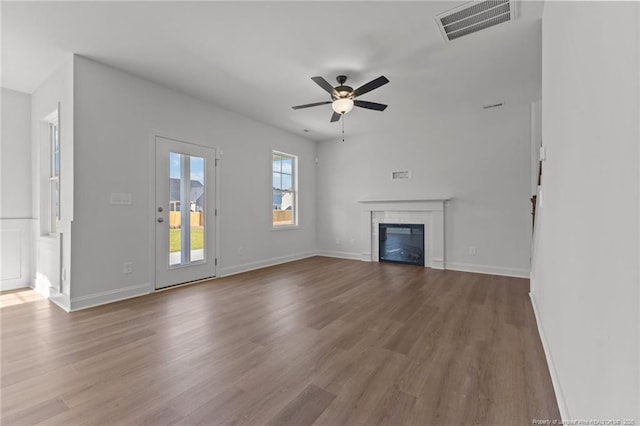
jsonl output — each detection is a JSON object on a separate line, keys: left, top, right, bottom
{"left": 379, "top": 224, "right": 425, "bottom": 266}
{"left": 358, "top": 198, "right": 448, "bottom": 269}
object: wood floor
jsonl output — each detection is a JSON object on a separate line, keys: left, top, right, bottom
{"left": 1, "top": 257, "right": 560, "bottom": 425}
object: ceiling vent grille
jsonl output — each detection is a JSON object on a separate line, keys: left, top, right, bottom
{"left": 436, "top": 0, "right": 516, "bottom": 42}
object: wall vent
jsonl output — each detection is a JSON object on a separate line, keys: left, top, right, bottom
{"left": 391, "top": 171, "right": 411, "bottom": 180}
{"left": 436, "top": 0, "right": 516, "bottom": 42}
{"left": 483, "top": 102, "right": 505, "bottom": 109}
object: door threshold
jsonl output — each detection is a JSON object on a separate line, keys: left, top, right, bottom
{"left": 155, "top": 275, "right": 216, "bottom": 292}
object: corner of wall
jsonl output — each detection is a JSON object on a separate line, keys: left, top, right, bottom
{"left": 69, "top": 283, "right": 151, "bottom": 311}
{"left": 30, "top": 54, "right": 75, "bottom": 307}
{"left": 636, "top": 1, "right": 640, "bottom": 419}
{"left": 48, "top": 287, "right": 71, "bottom": 312}
{"left": 529, "top": 290, "right": 569, "bottom": 420}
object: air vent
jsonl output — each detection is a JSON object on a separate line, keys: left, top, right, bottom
{"left": 483, "top": 102, "right": 505, "bottom": 109}
{"left": 436, "top": 0, "right": 516, "bottom": 42}
{"left": 391, "top": 171, "right": 411, "bottom": 180}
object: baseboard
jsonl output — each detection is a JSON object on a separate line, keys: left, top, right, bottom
{"left": 529, "top": 291, "right": 568, "bottom": 421}
{"left": 445, "top": 262, "right": 530, "bottom": 278}
{"left": 69, "top": 283, "right": 151, "bottom": 311}
{"left": 0, "top": 280, "right": 31, "bottom": 292}
{"left": 48, "top": 287, "right": 71, "bottom": 312}
{"left": 219, "top": 251, "right": 317, "bottom": 277}
{"left": 315, "top": 250, "right": 363, "bottom": 261}
{"left": 316, "top": 254, "right": 524, "bottom": 277}
{"left": 431, "top": 258, "right": 445, "bottom": 270}
{"left": 319, "top": 251, "right": 446, "bottom": 270}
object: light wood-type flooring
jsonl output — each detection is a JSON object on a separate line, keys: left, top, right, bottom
{"left": 1, "top": 256, "right": 560, "bottom": 425}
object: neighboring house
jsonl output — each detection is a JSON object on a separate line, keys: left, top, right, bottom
{"left": 169, "top": 178, "right": 204, "bottom": 212}
{"left": 272, "top": 192, "right": 292, "bottom": 211}
{"left": 272, "top": 193, "right": 281, "bottom": 211}
{"left": 280, "top": 192, "right": 292, "bottom": 211}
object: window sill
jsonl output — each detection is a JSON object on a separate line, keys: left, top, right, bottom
{"left": 272, "top": 225, "right": 299, "bottom": 231}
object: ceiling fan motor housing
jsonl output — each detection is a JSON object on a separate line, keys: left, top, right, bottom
{"left": 333, "top": 85, "right": 353, "bottom": 100}
{"left": 334, "top": 75, "right": 353, "bottom": 99}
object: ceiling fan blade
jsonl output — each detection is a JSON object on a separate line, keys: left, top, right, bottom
{"left": 354, "top": 100, "right": 388, "bottom": 111}
{"left": 352, "top": 76, "right": 389, "bottom": 98}
{"left": 292, "top": 101, "right": 332, "bottom": 110}
{"left": 330, "top": 111, "right": 341, "bottom": 122}
{"left": 311, "top": 76, "right": 337, "bottom": 96}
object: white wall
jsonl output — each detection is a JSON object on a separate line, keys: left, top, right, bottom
{"left": 0, "top": 88, "right": 33, "bottom": 290}
{"left": 316, "top": 102, "right": 533, "bottom": 277}
{"left": 531, "top": 1, "right": 639, "bottom": 421}
{"left": 71, "top": 56, "right": 316, "bottom": 309}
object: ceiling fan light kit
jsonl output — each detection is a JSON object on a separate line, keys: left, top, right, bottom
{"left": 332, "top": 98, "right": 354, "bottom": 114}
{"left": 292, "top": 74, "right": 389, "bottom": 123}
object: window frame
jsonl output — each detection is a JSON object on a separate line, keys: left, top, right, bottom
{"left": 271, "top": 150, "right": 298, "bottom": 229}
{"left": 49, "top": 118, "right": 60, "bottom": 235}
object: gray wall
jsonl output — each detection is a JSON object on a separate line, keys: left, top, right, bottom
{"left": 1, "top": 88, "right": 31, "bottom": 219}
{"left": 531, "top": 1, "right": 639, "bottom": 420}
{"left": 71, "top": 56, "right": 317, "bottom": 306}
{"left": 316, "top": 102, "right": 534, "bottom": 277}
{"left": 1, "top": 88, "right": 33, "bottom": 290}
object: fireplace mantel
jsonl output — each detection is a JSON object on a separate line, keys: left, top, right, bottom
{"left": 358, "top": 198, "right": 450, "bottom": 269}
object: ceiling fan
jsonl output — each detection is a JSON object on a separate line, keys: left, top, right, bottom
{"left": 292, "top": 75, "right": 389, "bottom": 122}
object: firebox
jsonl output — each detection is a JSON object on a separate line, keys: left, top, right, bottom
{"left": 378, "top": 223, "right": 425, "bottom": 266}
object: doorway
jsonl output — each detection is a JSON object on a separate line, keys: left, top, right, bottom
{"left": 154, "top": 136, "right": 216, "bottom": 289}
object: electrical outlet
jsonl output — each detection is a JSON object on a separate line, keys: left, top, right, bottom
{"left": 123, "top": 262, "right": 133, "bottom": 274}
{"left": 469, "top": 246, "right": 478, "bottom": 256}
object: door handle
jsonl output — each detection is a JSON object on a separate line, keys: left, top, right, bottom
{"left": 157, "top": 217, "right": 164, "bottom": 223}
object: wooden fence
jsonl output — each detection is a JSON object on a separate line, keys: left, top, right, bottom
{"left": 169, "top": 212, "right": 204, "bottom": 228}
{"left": 272, "top": 210, "right": 292, "bottom": 224}
{"left": 170, "top": 211, "right": 291, "bottom": 227}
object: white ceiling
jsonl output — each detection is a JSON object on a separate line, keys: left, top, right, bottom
{"left": 1, "top": 1, "right": 543, "bottom": 141}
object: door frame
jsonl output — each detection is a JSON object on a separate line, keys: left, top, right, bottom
{"left": 148, "top": 130, "right": 221, "bottom": 290}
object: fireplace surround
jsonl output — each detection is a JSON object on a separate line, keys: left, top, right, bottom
{"left": 358, "top": 198, "right": 448, "bottom": 269}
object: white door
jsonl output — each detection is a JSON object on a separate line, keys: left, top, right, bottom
{"left": 154, "top": 136, "right": 216, "bottom": 289}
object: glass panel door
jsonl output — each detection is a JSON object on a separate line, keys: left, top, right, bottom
{"left": 155, "top": 137, "right": 216, "bottom": 289}
{"left": 168, "top": 153, "right": 206, "bottom": 267}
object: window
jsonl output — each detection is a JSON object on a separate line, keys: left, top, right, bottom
{"left": 49, "top": 120, "right": 60, "bottom": 234}
{"left": 272, "top": 151, "right": 297, "bottom": 227}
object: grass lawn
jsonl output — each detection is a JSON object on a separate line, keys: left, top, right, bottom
{"left": 169, "top": 228, "right": 204, "bottom": 253}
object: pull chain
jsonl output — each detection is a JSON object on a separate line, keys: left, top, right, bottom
{"left": 341, "top": 114, "right": 345, "bottom": 142}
